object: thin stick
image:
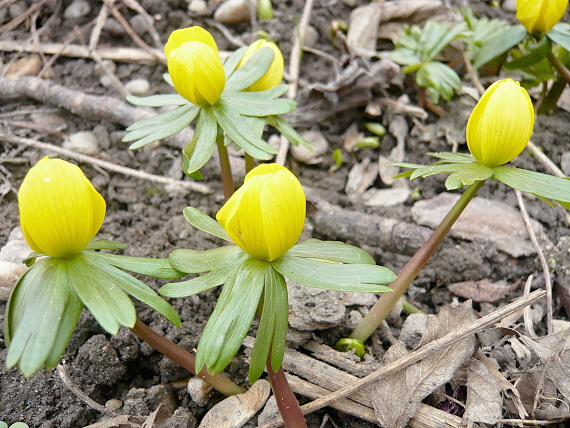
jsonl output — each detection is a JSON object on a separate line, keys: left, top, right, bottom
{"left": 275, "top": 0, "right": 314, "bottom": 165}
{"left": 523, "top": 275, "right": 537, "bottom": 339}
{"left": 102, "top": 0, "right": 165, "bottom": 64}
{"left": 57, "top": 363, "right": 126, "bottom": 419}
{"left": 0, "top": 0, "right": 50, "bottom": 35}
{"left": 0, "top": 133, "right": 212, "bottom": 194}
{"left": 349, "top": 181, "right": 484, "bottom": 342}
{"left": 216, "top": 137, "right": 235, "bottom": 201}
{"left": 266, "top": 353, "right": 308, "bottom": 428}
{"left": 259, "top": 289, "right": 546, "bottom": 427}
{"left": 515, "top": 190, "right": 553, "bottom": 334}
{"left": 0, "top": 40, "right": 161, "bottom": 63}
{"left": 123, "top": 0, "right": 164, "bottom": 50}
{"left": 131, "top": 319, "right": 244, "bottom": 396}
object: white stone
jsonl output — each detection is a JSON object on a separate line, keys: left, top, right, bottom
{"left": 188, "top": 0, "right": 207, "bottom": 13}
{"left": 214, "top": 0, "right": 251, "bottom": 25}
{"left": 125, "top": 79, "right": 151, "bottom": 96}
{"left": 561, "top": 152, "right": 570, "bottom": 176}
{"left": 502, "top": 0, "right": 517, "bottom": 13}
{"left": 63, "top": 131, "right": 100, "bottom": 156}
{"left": 0, "top": 260, "right": 27, "bottom": 301}
{"left": 63, "top": 0, "right": 91, "bottom": 19}
{"left": 290, "top": 129, "right": 329, "bottom": 164}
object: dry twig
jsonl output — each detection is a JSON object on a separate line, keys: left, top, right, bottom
{"left": 259, "top": 289, "right": 546, "bottom": 427}
{"left": 516, "top": 190, "right": 553, "bottom": 334}
{"left": 0, "top": 133, "right": 212, "bottom": 195}
{"left": 275, "top": 0, "right": 314, "bottom": 165}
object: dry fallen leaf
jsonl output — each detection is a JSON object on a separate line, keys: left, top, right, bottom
{"left": 197, "top": 379, "right": 270, "bottom": 428}
{"left": 346, "top": 2, "right": 382, "bottom": 57}
{"left": 463, "top": 359, "right": 503, "bottom": 426}
{"left": 448, "top": 279, "right": 515, "bottom": 303}
{"left": 372, "top": 301, "right": 478, "bottom": 428}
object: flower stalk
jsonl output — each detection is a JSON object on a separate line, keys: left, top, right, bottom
{"left": 349, "top": 180, "right": 484, "bottom": 342}
{"left": 266, "top": 351, "right": 308, "bottom": 428}
{"left": 547, "top": 51, "right": 570, "bottom": 86}
{"left": 216, "top": 136, "right": 235, "bottom": 201}
{"left": 131, "top": 319, "right": 244, "bottom": 396}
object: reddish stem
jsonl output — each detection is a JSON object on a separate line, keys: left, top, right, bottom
{"left": 131, "top": 319, "right": 244, "bottom": 396}
{"left": 266, "top": 353, "right": 308, "bottom": 428}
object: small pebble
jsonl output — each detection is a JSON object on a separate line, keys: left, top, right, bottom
{"left": 290, "top": 129, "right": 329, "bottom": 164}
{"left": 99, "top": 75, "right": 114, "bottom": 89}
{"left": 0, "top": 227, "right": 31, "bottom": 301}
{"left": 187, "top": 377, "right": 213, "bottom": 406}
{"left": 63, "top": 131, "right": 100, "bottom": 156}
{"left": 94, "top": 59, "right": 116, "bottom": 76}
{"left": 214, "top": 0, "right": 251, "bottom": 25}
{"left": 188, "top": 0, "right": 207, "bottom": 13}
{"left": 561, "top": 151, "right": 570, "bottom": 176}
{"left": 125, "top": 79, "right": 151, "bottom": 96}
{"left": 103, "top": 17, "right": 126, "bottom": 36}
{"left": 502, "top": 0, "right": 516, "bottom": 13}
{"left": 129, "top": 14, "right": 150, "bottom": 37}
{"left": 63, "top": 0, "right": 91, "bottom": 19}
{"left": 304, "top": 25, "right": 319, "bottom": 48}
{"left": 105, "top": 399, "right": 123, "bottom": 410}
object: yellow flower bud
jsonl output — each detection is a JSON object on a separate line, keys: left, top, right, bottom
{"left": 216, "top": 164, "right": 305, "bottom": 261}
{"left": 516, "top": 0, "right": 568, "bottom": 35}
{"left": 467, "top": 79, "right": 535, "bottom": 167}
{"left": 238, "top": 40, "right": 284, "bottom": 92}
{"left": 165, "top": 26, "right": 226, "bottom": 106}
{"left": 18, "top": 157, "right": 106, "bottom": 259}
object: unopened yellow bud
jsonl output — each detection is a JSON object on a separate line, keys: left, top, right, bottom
{"left": 239, "top": 40, "right": 284, "bottom": 92}
{"left": 18, "top": 157, "right": 106, "bottom": 259}
{"left": 467, "top": 79, "right": 534, "bottom": 167}
{"left": 165, "top": 26, "right": 226, "bottom": 106}
{"left": 516, "top": 0, "right": 568, "bottom": 35}
{"left": 216, "top": 164, "right": 305, "bottom": 261}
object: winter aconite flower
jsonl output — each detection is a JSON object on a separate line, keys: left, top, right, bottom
{"left": 239, "top": 40, "right": 284, "bottom": 92}
{"left": 516, "top": 0, "right": 568, "bottom": 35}
{"left": 18, "top": 157, "right": 106, "bottom": 259}
{"left": 216, "top": 164, "right": 305, "bottom": 261}
{"left": 162, "top": 164, "right": 395, "bottom": 382}
{"left": 165, "top": 26, "right": 226, "bottom": 106}
{"left": 9, "top": 158, "right": 181, "bottom": 378}
{"left": 466, "top": 79, "right": 534, "bottom": 167}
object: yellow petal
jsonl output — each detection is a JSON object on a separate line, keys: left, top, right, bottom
{"left": 516, "top": 0, "right": 568, "bottom": 34}
{"left": 216, "top": 164, "right": 305, "bottom": 261}
{"left": 466, "top": 79, "right": 534, "bottom": 167}
{"left": 18, "top": 157, "right": 106, "bottom": 258}
{"left": 167, "top": 41, "right": 226, "bottom": 106}
{"left": 238, "top": 40, "right": 284, "bottom": 92}
{"left": 164, "top": 26, "right": 219, "bottom": 58}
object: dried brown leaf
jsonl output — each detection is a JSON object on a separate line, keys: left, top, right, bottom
{"left": 448, "top": 279, "right": 514, "bottom": 303}
{"left": 372, "top": 301, "right": 478, "bottom": 428}
{"left": 463, "top": 359, "right": 502, "bottom": 425}
{"left": 197, "top": 379, "right": 270, "bottom": 428}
